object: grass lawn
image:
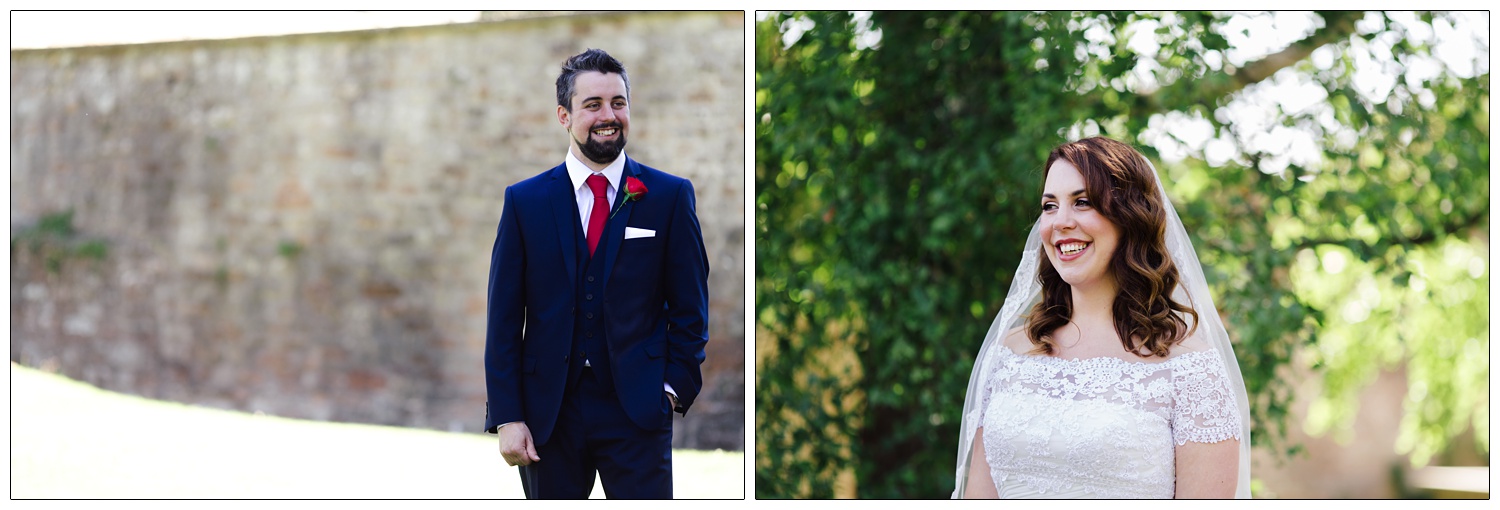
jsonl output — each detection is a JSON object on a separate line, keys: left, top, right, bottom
{"left": 9, "top": 362, "right": 744, "bottom": 499}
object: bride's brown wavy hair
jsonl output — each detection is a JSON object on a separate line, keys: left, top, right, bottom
{"left": 1026, "top": 136, "right": 1197, "bottom": 358}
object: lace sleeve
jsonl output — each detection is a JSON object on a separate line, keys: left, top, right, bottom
{"left": 978, "top": 341, "right": 1021, "bottom": 426}
{"left": 975, "top": 351, "right": 996, "bottom": 426}
{"left": 1171, "top": 351, "right": 1243, "bottom": 445}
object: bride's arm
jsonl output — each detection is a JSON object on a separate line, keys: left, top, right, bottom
{"left": 962, "top": 427, "right": 999, "bottom": 499}
{"left": 1174, "top": 438, "right": 1239, "bottom": 498}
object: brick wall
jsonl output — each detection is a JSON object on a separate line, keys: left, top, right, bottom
{"left": 9, "top": 11, "right": 746, "bottom": 450}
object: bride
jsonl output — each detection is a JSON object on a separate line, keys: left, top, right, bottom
{"left": 954, "top": 137, "right": 1252, "bottom": 498}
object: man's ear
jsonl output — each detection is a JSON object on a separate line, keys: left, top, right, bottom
{"left": 557, "top": 105, "right": 570, "bottom": 129}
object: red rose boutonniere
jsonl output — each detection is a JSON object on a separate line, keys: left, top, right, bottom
{"left": 611, "top": 176, "right": 648, "bottom": 219}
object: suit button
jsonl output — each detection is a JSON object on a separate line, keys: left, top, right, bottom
{"left": 586, "top": 312, "right": 594, "bottom": 319}
{"left": 587, "top": 276, "right": 595, "bottom": 282}
{"left": 586, "top": 294, "right": 593, "bottom": 300}
{"left": 586, "top": 331, "right": 594, "bottom": 338}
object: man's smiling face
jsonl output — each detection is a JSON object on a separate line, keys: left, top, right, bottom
{"left": 559, "top": 71, "right": 629, "bottom": 167}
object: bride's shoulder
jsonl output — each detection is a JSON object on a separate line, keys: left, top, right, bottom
{"left": 1001, "top": 326, "right": 1031, "bottom": 353}
{"left": 1164, "top": 326, "right": 1220, "bottom": 362}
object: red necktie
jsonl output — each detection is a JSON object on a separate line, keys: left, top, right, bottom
{"left": 585, "top": 174, "right": 609, "bottom": 256}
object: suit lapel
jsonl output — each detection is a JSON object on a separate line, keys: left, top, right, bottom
{"left": 599, "top": 158, "right": 641, "bottom": 290}
{"left": 548, "top": 165, "right": 580, "bottom": 290}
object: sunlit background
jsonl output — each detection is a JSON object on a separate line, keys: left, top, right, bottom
{"left": 10, "top": 11, "right": 486, "bottom": 50}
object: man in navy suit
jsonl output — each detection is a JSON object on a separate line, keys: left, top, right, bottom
{"left": 483, "top": 48, "right": 709, "bottom": 499}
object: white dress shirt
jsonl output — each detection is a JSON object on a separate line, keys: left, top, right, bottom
{"left": 564, "top": 149, "right": 625, "bottom": 237}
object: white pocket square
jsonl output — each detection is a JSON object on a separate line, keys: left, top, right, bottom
{"left": 624, "top": 227, "right": 656, "bottom": 239}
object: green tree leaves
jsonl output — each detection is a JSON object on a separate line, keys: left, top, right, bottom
{"left": 755, "top": 11, "right": 1486, "bottom": 497}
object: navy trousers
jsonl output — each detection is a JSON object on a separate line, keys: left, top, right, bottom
{"left": 518, "top": 368, "right": 673, "bottom": 499}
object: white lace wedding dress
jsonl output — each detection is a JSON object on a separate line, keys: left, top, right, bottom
{"left": 976, "top": 343, "right": 1243, "bottom": 498}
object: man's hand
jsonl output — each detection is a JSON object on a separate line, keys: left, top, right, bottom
{"left": 497, "top": 422, "right": 541, "bottom": 466}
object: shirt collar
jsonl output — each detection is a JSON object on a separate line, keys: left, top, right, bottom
{"left": 565, "top": 149, "right": 628, "bottom": 194}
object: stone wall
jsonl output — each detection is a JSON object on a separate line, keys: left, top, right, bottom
{"left": 9, "top": 11, "right": 746, "bottom": 450}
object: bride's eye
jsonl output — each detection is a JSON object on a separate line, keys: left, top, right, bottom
{"left": 1075, "top": 198, "right": 1092, "bottom": 208}
{"left": 1041, "top": 202, "right": 1057, "bottom": 212}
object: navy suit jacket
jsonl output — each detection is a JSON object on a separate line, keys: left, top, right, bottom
{"left": 483, "top": 157, "right": 709, "bottom": 447}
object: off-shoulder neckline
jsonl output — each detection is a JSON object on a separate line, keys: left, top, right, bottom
{"left": 997, "top": 344, "right": 1218, "bottom": 367}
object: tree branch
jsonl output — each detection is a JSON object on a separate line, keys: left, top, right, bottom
{"left": 1133, "top": 11, "right": 1363, "bottom": 116}
{"left": 1233, "top": 11, "right": 1361, "bottom": 86}
{"left": 1289, "top": 203, "right": 1489, "bottom": 254}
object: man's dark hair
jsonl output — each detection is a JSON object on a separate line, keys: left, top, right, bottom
{"left": 556, "top": 48, "right": 630, "bottom": 111}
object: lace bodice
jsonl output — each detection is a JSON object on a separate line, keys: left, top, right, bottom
{"left": 975, "top": 345, "right": 1242, "bottom": 498}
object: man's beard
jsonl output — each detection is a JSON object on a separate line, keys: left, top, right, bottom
{"left": 577, "top": 123, "right": 627, "bottom": 165}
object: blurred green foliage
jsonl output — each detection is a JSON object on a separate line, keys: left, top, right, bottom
{"left": 12, "top": 209, "right": 110, "bottom": 274}
{"left": 278, "top": 240, "right": 304, "bottom": 259}
{"left": 755, "top": 11, "right": 1487, "bottom": 498}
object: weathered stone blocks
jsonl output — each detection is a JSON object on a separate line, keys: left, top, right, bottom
{"left": 10, "top": 11, "right": 746, "bottom": 450}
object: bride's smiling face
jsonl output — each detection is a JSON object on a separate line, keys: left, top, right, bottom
{"left": 1040, "top": 159, "right": 1119, "bottom": 289}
